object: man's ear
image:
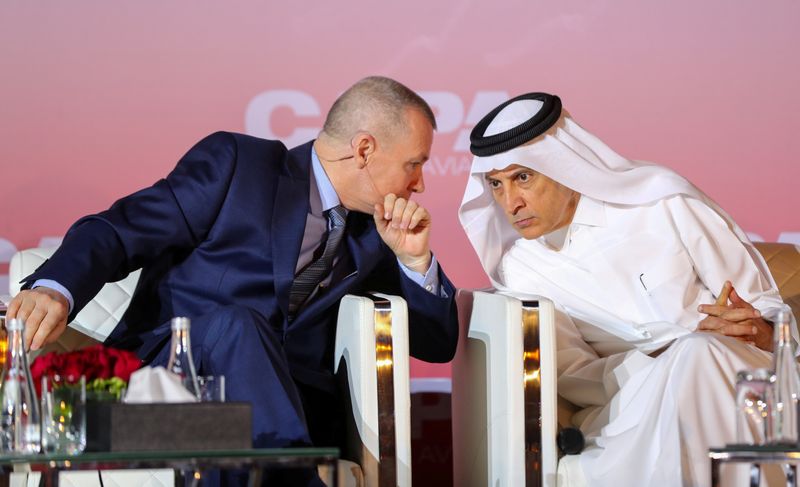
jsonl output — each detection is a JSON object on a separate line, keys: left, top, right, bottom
{"left": 352, "top": 133, "right": 376, "bottom": 168}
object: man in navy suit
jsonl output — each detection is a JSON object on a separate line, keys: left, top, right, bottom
{"left": 8, "top": 76, "right": 458, "bottom": 457}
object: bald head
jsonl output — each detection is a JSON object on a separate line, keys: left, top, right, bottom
{"left": 321, "top": 76, "right": 436, "bottom": 143}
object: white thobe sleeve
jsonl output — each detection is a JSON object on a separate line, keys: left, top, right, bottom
{"left": 667, "top": 196, "right": 786, "bottom": 319}
{"left": 555, "top": 304, "right": 637, "bottom": 408}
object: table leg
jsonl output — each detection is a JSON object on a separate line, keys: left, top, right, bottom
{"left": 750, "top": 463, "right": 761, "bottom": 487}
{"left": 43, "top": 468, "right": 59, "bottom": 487}
{"left": 247, "top": 467, "right": 262, "bottom": 487}
{"left": 786, "top": 463, "right": 798, "bottom": 487}
{"left": 0, "top": 466, "right": 10, "bottom": 487}
{"left": 711, "top": 458, "right": 721, "bottom": 487}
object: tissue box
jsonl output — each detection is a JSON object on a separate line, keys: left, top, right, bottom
{"left": 86, "top": 402, "right": 252, "bottom": 452}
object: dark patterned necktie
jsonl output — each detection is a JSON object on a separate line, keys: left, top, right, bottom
{"left": 288, "top": 205, "right": 348, "bottom": 317}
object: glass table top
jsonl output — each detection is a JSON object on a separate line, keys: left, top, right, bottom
{"left": 0, "top": 447, "right": 339, "bottom": 466}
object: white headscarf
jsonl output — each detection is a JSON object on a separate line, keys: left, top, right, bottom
{"left": 458, "top": 99, "right": 755, "bottom": 287}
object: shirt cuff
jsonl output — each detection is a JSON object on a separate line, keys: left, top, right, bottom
{"left": 398, "top": 254, "right": 443, "bottom": 296}
{"left": 32, "top": 279, "right": 74, "bottom": 314}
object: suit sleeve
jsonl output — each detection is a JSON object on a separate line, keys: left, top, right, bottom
{"left": 385, "top": 254, "right": 460, "bottom": 363}
{"left": 22, "top": 132, "right": 239, "bottom": 320}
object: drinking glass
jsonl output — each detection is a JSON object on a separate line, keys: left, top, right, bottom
{"left": 197, "top": 375, "right": 225, "bottom": 402}
{"left": 735, "top": 369, "right": 775, "bottom": 445}
{"left": 41, "top": 375, "right": 86, "bottom": 454}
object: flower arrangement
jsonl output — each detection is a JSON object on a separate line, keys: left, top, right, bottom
{"left": 31, "top": 344, "right": 142, "bottom": 400}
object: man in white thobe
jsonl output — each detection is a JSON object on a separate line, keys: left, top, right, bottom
{"left": 458, "top": 93, "right": 795, "bottom": 486}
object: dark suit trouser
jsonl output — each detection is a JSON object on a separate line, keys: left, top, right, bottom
{"left": 151, "top": 306, "right": 325, "bottom": 486}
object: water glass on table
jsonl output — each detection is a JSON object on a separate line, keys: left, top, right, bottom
{"left": 40, "top": 375, "right": 86, "bottom": 454}
{"left": 735, "top": 368, "right": 775, "bottom": 445}
{"left": 197, "top": 375, "right": 225, "bottom": 402}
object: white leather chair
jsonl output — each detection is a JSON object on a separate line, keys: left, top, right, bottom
{"left": 335, "top": 294, "right": 412, "bottom": 487}
{"left": 7, "top": 247, "right": 413, "bottom": 487}
{"left": 8, "top": 247, "right": 141, "bottom": 354}
{"left": 452, "top": 290, "right": 562, "bottom": 487}
{"left": 451, "top": 242, "right": 800, "bottom": 487}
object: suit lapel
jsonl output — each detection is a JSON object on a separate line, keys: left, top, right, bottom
{"left": 272, "top": 142, "right": 314, "bottom": 318}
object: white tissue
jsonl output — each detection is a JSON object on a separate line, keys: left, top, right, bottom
{"left": 123, "top": 366, "right": 198, "bottom": 403}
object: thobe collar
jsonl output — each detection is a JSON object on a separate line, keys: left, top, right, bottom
{"left": 571, "top": 195, "right": 606, "bottom": 228}
{"left": 542, "top": 195, "right": 606, "bottom": 250}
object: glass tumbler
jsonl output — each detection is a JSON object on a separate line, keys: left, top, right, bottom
{"left": 40, "top": 375, "right": 86, "bottom": 454}
{"left": 735, "top": 368, "right": 776, "bottom": 445}
{"left": 197, "top": 375, "right": 226, "bottom": 402}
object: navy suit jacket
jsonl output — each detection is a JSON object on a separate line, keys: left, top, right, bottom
{"left": 25, "top": 132, "right": 459, "bottom": 393}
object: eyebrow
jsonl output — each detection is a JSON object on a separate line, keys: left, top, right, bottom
{"left": 485, "top": 168, "right": 532, "bottom": 181}
{"left": 408, "top": 153, "right": 429, "bottom": 164}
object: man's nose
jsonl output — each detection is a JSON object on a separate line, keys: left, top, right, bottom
{"left": 410, "top": 172, "right": 425, "bottom": 193}
{"left": 503, "top": 188, "right": 523, "bottom": 215}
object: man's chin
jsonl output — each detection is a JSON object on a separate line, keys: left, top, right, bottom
{"left": 515, "top": 225, "right": 544, "bottom": 240}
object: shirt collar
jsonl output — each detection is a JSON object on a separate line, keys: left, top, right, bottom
{"left": 570, "top": 195, "right": 606, "bottom": 228}
{"left": 311, "top": 146, "right": 342, "bottom": 213}
{"left": 541, "top": 195, "right": 605, "bottom": 250}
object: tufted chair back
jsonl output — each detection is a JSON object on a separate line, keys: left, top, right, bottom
{"left": 754, "top": 242, "right": 800, "bottom": 320}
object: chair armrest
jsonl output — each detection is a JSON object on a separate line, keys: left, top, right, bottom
{"left": 335, "top": 292, "right": 411, "bottom": 487}
{"left": 452, "top": 289, "right": 559, "bottom": 487}
{"left": 8, "top": 248, "right": 141, "bottom": 343}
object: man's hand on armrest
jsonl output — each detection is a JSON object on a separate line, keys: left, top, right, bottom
{"left": 6, "top": 287, "right": 69, "bottom": 351}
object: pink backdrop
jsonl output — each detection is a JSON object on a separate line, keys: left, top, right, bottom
{"left": 2, "top": 1, "right": 799, "bottom": 378}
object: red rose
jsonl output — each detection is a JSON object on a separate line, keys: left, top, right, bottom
{"left": 31, "top": 352, "right": 65, "bottom": 381}
{"left": 111, "top": 351, "right": 142, "bottom": 382}
{"left": 25, "top": 345, "right": 142, "bottom": 391}
{"left": 74, "top": 345, "right": 113, "bottom": 381}
{"left": 30, "top": 352, "right": 66, "bottom": 394}
{"left": 60, "top": 359, "right": 84, "bottom": 383}
{"left": 31, "top": 352, "right": 55, "bottom": 384}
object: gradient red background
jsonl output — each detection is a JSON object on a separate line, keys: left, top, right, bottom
{"left": 2, "top": 1, "right": 798, "bottom": 377}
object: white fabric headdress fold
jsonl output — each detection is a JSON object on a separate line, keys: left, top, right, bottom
{"left": 459, "top": 97, "right": 750, "bottom": 286}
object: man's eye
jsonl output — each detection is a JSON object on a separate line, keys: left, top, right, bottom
{"left": 488, "top": 180, "right": 500, "bottom": 189}
{"left": 518, "top": 173, "right": 530, "bottom": 182}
